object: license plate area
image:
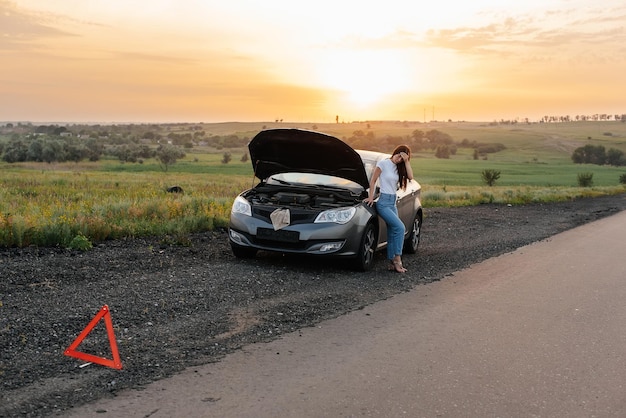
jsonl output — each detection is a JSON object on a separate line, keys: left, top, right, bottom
{"left": 257, "top": 228, "right": 300, "bottom": 243}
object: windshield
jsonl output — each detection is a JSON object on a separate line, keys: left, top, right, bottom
{"left": 357, "top": 151, "right": 388, "bottom": 181}
{"left": 360, "top": 157, "right": 378, "bottom": 181}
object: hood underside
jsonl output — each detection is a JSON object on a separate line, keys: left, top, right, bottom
{"left": 248, "top": 129, "right": 369, "bottom": 189}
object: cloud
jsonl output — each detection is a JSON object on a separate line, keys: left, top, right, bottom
{"left": 0, "top": 1, "right": 75, "bottom": 50}
{"left": 421, "top": 7, "right": 626, "bottom": 63}
{"left": 114, "top": 51, "right": 199, "bottom": 65}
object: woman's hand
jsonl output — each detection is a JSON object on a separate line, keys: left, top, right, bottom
{"left": 363, "top": 196, "right": 375, "bottom": 206}
{"left": 399, "top": 152, "right": 409, "bottom": 162}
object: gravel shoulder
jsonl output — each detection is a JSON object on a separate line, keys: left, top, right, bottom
{"left": 1, "top": 194, "right": 625, "bottom": 417}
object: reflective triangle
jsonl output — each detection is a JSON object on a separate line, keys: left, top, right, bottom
{"left": 64, "top": 305, "right": 123, "bottom": 370}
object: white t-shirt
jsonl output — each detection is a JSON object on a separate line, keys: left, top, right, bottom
{"left": 376, "top": 158, "right": 399, "bottom": 194}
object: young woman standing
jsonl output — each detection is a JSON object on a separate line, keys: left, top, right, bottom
{"left": 363, "top": 145, "right": 414, "bottom": 273}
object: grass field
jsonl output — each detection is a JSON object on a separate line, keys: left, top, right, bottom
{"left": 1, "top": 121, "right": 625, "bottom": 248}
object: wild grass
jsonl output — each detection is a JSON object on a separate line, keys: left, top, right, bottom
{"left": 0, "top": 168, "right": 251, "bottom": 248}
{"left": 422, "top": 185, "right": 625, "bottom": 207}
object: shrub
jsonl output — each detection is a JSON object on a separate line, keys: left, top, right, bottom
{"left": 476, "top": 143, "right": 506, "bottom": 154}
{"left": 68, "top": 233, "right": 93, "bottom": 251}
{"left": 435, "top": 145, "right": 450, "bottom": 159}
{"left": 481, "top": 169, "right": 501, "bottom": 186}
{"left": 577, "top": 172, "right": 594, "bottom": 187}
{"left": 619, "top": 173, "right": 626, "bottom": 185}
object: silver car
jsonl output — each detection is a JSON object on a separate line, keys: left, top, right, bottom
{"left": 228, "top": 128, "right": 422, "bottom": 270}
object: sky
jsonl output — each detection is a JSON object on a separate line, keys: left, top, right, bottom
{"left": 1, "top": 0, "right": 625, "bottom": 124}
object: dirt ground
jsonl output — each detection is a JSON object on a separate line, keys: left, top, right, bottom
{"left": 1, "top": 193, "right": 625, "bottom": 417}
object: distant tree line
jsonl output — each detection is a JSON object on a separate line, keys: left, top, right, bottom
{"left": 0, "top": 124, "right": 251, "bottom": 167}
{"left": 571, "top": 144, "right": 626, "bottom": 166}
{"left": 342, "top": 129, "right": 505, "bottom": 159}
{"left": 1, "top": 135, "right": 103, "bottom": 163}
{"left": 542, "top": 114, "right": 626, "bottom": 123}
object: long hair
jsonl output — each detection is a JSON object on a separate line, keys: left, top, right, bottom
{"left": 391, "top": 144, "right": 411, "bottom": 190}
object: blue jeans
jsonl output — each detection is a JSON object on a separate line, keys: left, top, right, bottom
{"left": 376, "top": 193, "right": 405, "bottom": 260}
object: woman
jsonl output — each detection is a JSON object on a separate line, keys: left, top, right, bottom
{"left": 363, "top": 145, "right": 414, "bottom": 273}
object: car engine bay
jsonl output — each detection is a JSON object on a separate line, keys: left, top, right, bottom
{"left": 244, "top": 186, "right": 363, "bottom": 210}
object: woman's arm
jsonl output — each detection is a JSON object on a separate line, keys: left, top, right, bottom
{"left": 364, "top": 166, "right": 381, "bottom": 206}
{"left": 404, "top": 159, "right": 414, "bottom": 181}
{"left": 400, "top": 152, "right": 414, "bottom": 180}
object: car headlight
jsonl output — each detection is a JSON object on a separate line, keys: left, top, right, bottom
{"left": 231, "top": 196, "right": 252, "bottom": 216}
{"left": 314, "top": 207, "right": 356, "bottom": 224}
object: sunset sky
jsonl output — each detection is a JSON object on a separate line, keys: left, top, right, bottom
{"left": 1, "top": 0, "right": 625, "bottom": 123}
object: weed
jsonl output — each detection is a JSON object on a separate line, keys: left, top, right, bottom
{"left": 68, "top": 233, "right": 93, "bottom": 251}
{"left": 577, "top": 172, "right": 594, "bottom": 187}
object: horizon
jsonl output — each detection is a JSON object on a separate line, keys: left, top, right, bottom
{"left": 2, "top": 1, "right": 625, "bottom": 124}
{"left": 3, "top": 111, "right": 626, "bottom": 127}
{"left": 2, "top": 114, "right": 625, "bottom": 126}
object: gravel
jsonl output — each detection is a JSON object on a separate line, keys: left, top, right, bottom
{"left": 1, "top": 193, "right": 625, "bottom": 417}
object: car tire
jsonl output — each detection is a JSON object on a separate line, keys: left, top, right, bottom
{"left": 231, "top": 244, "right": 258, "bottom": 259}
{"left": 353, "top": 222, "right": 377, "bottom": 271}
{"left": 404, "top": 211, "right": 422, "bottom": 254}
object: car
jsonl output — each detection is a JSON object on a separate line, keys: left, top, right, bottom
{"left": 228, "top": 128, "right": 423, "bottom": 271}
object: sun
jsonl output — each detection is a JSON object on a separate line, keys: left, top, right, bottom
{"left": 316, "top": 50, "right": 411, "bottom": 109}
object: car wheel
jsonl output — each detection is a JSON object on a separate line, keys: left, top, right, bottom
{"left": 404, "top": 212, "right": 422, "bottom": 254}
{"left": 231, "top": 244, "right": 258, "bottom": 259}
{"left": 353, "top": 223, "right": 377, "bottom": 271}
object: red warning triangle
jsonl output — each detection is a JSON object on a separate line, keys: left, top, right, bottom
{"left": 64, "top": 305, "right": 123, "bottom": 370}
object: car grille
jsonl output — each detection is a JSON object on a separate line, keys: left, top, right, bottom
{"left": 252, "top": 206, "right": 317, "bottom": 224}
{"left": 250, "top": 237, "right": 332, "bottom": 252}
{"left": 257, "top": 227, "right": 299, "bottom": 243}
{"left": 251, "top": 233, "right": 310, "bottom": 251}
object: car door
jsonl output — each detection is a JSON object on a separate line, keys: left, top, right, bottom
{"left": 375, "top": 181, "right": 416, "bottom": 249}
{"left": 396, "top": 179, "right": 420, "bottom": 235}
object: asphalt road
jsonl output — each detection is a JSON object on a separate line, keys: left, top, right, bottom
{"left": 68, "top": 210, "right": 626, "bottom": 418}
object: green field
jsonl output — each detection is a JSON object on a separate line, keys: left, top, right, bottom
{"left": 1, "top": 121, "right": 625, "bottom": 248}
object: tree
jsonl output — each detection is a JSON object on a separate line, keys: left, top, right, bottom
{"left": 481, "top": 169, "right": 501, "bottom": 186}
{"left": 606, "top": 148, "right": 626, "bottom": 166}
{"left": 85, "top": 138, "right": 104, "bottom": 161}
{"left": 435, "top": 145, "right": 451, "bottom": 159}
{"left": 155, "top": 144, "right": 186, "bottom": 172}
{"left": 425, "top": 130, "right": 453, "bottom": 148}
{"left": 411, "top": 129, "right": 424, "bottom": 141}
{"left": 65, "top": 144, "right": 88, "bottom": 163}
{"left": 571, "top": 144, "right": 606, "bottom": 165}
{"left": 27, "top": 138, "right": 44, "bottom": 162}
{"left": 221, "top": 152, "right": 232, "bottom": 164}
{"left": 411, "top": 129, "right": 426, "bottom": 150}
{"left": 41, "top": 140, "right": 65, "bottom": 163}
{"left": 52, "top": 126, "right": 68, "bottom": 136}
{"left": 2, "top": 139, "right": 28, "bottom": 163}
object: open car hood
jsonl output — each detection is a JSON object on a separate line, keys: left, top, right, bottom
{"left": 248, "top": 129, "right": 369, "bottom": 189}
